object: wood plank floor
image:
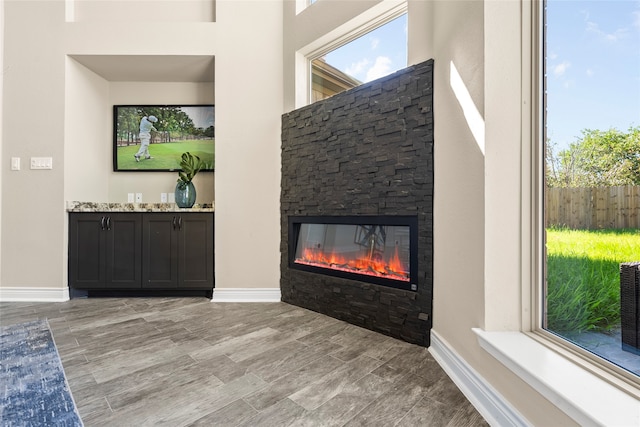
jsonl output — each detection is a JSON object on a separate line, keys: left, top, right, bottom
{"left": 0, "top": 297, "right": 488, "bottom": 426}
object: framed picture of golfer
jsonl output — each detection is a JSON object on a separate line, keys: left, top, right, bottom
{"left": 113, "top": 104, "right": 215, "bottom": 172}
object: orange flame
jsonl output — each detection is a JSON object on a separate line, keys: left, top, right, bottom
{"left": 297, "top": 245, "right": 408, "bottom": 281}
{"left": 387, "top": 246, "right": 404, "bottom": 274}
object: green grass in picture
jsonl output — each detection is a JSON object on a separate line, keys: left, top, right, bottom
{"left": 546, "top": 227, "right": 640, "bottom": 334}
{"left": 116, "top": 140, "right": 214, "bottom": 171}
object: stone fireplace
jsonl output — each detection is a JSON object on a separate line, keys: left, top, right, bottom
{"left": 280, "top": 59, "right": 434, "bottom": 346}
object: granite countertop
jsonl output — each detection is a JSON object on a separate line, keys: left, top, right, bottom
{"left": 66, "top": 201, "right": 214, "bottom": 212}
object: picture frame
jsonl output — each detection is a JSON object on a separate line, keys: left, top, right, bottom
{"left": 113, "top": 104, "right": 215, "bottom": 172}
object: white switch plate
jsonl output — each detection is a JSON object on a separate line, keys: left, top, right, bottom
{"left": 168, "top": 193, "right": 175, "bottom": 203}
{"left": 160, "top": 193, "right": 168, "bottom": 203}
{"left": 135, "top": 193, "right": 143, "bottom": 203}
{"left": 127, "top": 193, "right": 135, "bottom": 203}
{"left": 11, "top": 157, "right": 20, "bottom": 170}
{"left": 30, "top": 157, "right": 53, "bottom": 170}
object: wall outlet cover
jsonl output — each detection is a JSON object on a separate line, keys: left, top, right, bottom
{"left": 161, "top": 193, "right": 168, "bottom": 203}
{"left": 135, "top": 193, "right": 143, "bottom": 203}
{"left": 127, "top": 193, "right": 135, "bottom": 203}
{"left": 30, "top": 157, "right": 53, "bottom": 170}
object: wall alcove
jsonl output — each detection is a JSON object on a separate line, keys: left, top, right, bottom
{"left": 64, "top": 54, "right": 215, "bottom": 204}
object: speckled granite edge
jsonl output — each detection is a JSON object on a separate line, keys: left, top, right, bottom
{"left": 66, "top": 201, "right": 214, "bottom": 212}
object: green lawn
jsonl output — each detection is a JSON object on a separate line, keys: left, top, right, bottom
{"left": 116, "top": 140, "right": 214, "bottom": 170}
{"left": 546, "top": 228, "right": 640, "bottom": 333}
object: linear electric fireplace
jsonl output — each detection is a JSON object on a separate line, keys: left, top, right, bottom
{"left": 288, "top": 216, "right": 418, "bottom": 291}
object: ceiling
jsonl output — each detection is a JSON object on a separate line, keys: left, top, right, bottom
{"left": 69, "top": 55, "right": 215, "bottom": 82}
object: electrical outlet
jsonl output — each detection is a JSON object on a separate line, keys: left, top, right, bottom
{"left": 160, "top": 193, "right": 168, "bottom": 203}
{"left": 168, "top": 193, "right": 175, "bottom": 203}
{"left": 127, "top": 193, "right": 134, "bottom": 203}
{"left": 135, "top": 193, "right": 143, "bottom": 203}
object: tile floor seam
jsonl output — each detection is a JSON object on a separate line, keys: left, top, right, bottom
{"left": 392, "top": 394, "right": 425, "bottom": 426}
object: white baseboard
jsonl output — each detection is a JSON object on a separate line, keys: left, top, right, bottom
{"left": 0, "top": 287, "right": 70, "bottom": 302}
{"left": 211, "top": 288, "right": 282, "bottom": 303}
{"left": 429, "top": 330, "right": 529, "bottom": 427}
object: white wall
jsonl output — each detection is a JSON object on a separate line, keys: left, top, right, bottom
{"left": 2, "top": 1, "right": 67, "bottom": 288}
{"left": 0, "top": 0, "right": 4, "bottom": 286}
{"left": 65, "top": 58, "right": 111, "bottom": 203}
{"left": 213, "top": 0, "right": 283, "bottom": 290}
{"left": 419, "top": 1, "right": 572, "bottom": 424}
{"left": 72, "top": 0, "right": 216, "bottom": 23}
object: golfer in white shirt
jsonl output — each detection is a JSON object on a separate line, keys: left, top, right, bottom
{"left": 135, "top": 115, "right": 158, "bottom": 161}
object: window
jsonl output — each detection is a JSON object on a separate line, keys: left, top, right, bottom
{"left": 543, "top": 0, "right": 640, "bottom": 379}
{"left": 310, "top": 13, "right": 407, "bottom": 102}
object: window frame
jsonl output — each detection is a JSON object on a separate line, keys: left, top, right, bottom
{"left": 529, "top": 0, "right": 640, "bottom": 397}
{"left": 297, "top": 2, "right": 407, "bottom": 107}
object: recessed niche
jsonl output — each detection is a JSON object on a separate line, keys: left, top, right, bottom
{"left": 68, "top": 55, "right": 214, "bottom": 83}
{"left": 67, "top": 0, "right": 216, "bottom": 23}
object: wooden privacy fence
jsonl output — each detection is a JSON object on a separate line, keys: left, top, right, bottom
{"left": 546, "top": 186, "right": 640, "bottom": 229}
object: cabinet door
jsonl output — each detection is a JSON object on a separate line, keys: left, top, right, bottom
{"left": 69, "top": 213, "right": 105, "bottom": 289}
{"left": 142, "top": 214, "right": 179, "bottom": 288}
{"left": 105, "top": 214, "right": 142, "bottom": 288}
{"left": 177, "top": 213, "right": 214, "bottom": 289}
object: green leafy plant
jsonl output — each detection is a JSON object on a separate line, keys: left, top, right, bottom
{"left": 176, "top": 152, "right": 204, "bottom": 189}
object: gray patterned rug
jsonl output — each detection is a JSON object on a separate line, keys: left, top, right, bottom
{"left": 0, "top": 319, "right": 83, "bottom": 426}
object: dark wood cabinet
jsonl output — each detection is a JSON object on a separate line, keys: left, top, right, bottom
{"left": 142, "top": 213, "right": 214, "bottom": 290}
{"left": 69, "top": 211, "right": 214, "bottom": 297}
{"left": 68, "top": 213, "right": 142, "bottom": 289}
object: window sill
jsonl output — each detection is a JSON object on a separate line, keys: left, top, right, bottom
{"left": 473, "top": 328, "right": 640, "bottom": 426}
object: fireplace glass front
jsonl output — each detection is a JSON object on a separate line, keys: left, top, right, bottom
{"left": 288, "top": 216, "right": 418, "bottom": 291}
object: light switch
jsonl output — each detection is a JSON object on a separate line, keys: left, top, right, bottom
{"left": 11, "top": 157, "right": 20, "bottom": 171}
{"left": 127, "top": 193, "right": 135, "bottom": 203}
{"left": 30, "top": 157, "right": 53, "bottom": 170}
{"left": 135, "top": 193, "right": 143, "bottom": 203}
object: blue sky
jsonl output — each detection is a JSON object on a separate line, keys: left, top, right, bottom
{"left": 546, "top": 0, "right": 640, "bottom": 150}
{"left": 323, "top": 14, "right": 408, "bottom": 84}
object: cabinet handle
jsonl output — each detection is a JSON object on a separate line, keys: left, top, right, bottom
{"left": 172, "top": 216, "right": 177, "bottom": 230}
{"left": 178, "top": 216, "right": 182, "bottom": 230}
{"left": 100, "top": 216, "right": 106, "bottom": 230}
{"left": 106, "top": 217, "right": 111, "bottom": 231}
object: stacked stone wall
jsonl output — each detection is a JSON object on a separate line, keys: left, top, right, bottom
{"left": 280, "top": 59, "right": 434, "bottom": 346}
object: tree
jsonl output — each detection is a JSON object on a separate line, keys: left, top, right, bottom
{"left": 116, "top": 107, "right": 140, "bottom": 146}
{"left": 546, "top": 126, "right": 640, "bottom": 187}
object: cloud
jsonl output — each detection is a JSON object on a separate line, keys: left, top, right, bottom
{"left": 586, "top": 68, "right": 594, "bottom": 77}
{"left": 345, "top": 58, "right": 370, "bottom": 77}
{"left": 553, "top": 61, "right": 571, "bottom": 76}
{"left": 580, "top": 9, "right": 590, "bottom": 22}
{"left": 370, "top": 37, "right": 380, "bottom": 50}
{"left": 586, "top": 20, "right": 629, "bottom": 42}
{"left": 633, "top": 10, "right": 640, "bottom": 30}
{"left": 365, "top": 56, "right": 393, "bottom": 82}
